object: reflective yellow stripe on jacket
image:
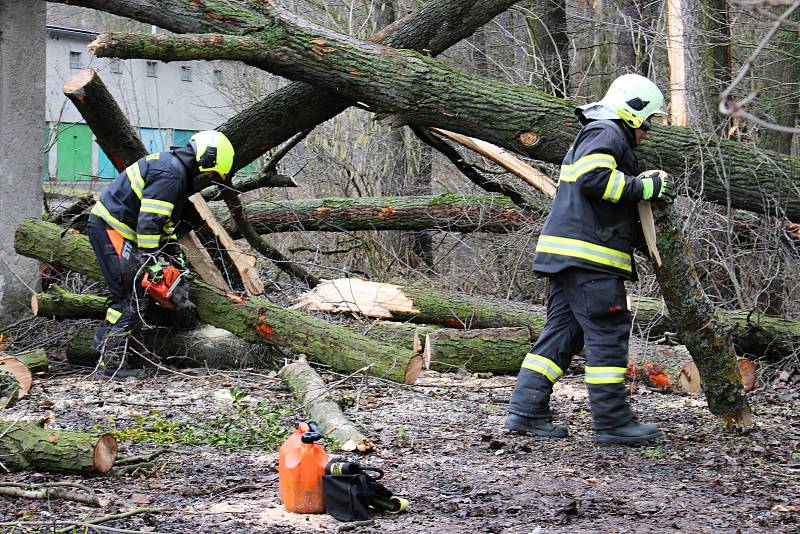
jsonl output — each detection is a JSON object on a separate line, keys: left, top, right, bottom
{"left": 126, "top": 162, "right": 144, "bottom": 199}
{"left": 535, "top": 235, "right": 632, "bottom": 273}
{"left": 521, "top": 353, "right": 564, "bottom": 383}
{"left": 105, "top": 308, "right": 122, "bottom": 324}
{"left": 140, "top": 198, "right": 174, "bottom": 217}
{"left": 585, "top": 366, "right": 627, "bottom": 384}
{"left": 559, "top": 153, "right": 625, "bottom": 203}
{"left": 90, "top": 201, "right": 136, "bottom": 242}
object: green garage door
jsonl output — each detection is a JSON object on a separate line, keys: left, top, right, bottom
{"left": 56, "top": 123, "right": 93, "bottom": 181}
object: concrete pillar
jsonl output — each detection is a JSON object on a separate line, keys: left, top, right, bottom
{"left": 0, "top": 1, "right": 45, "bottom": 320}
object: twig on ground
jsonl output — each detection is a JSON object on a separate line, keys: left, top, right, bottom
{"left": 0, "top": 484, "right": 108, "bottom": 506}
{"left": 114, "top": 448, "right": 170, "bottom": 466}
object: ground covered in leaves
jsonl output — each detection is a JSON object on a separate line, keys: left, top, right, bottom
{"left": 1, "top": 361, "right": 798, "bottom": 533}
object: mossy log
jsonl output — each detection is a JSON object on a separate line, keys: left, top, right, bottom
{"left": 651, "top": 202, "right": 752, "bottom": 430}
{"left": 215, "top": 194, "right": 539, "bottom": 236}
{"left": 279, "top": 357, "right": 372, "bottom": 452}
{"left": 0, "top": 421, "right": 117, "bottom": 474}
{"left": 14, "top": 220, "right": 423, "bottom": 384}
{"left": 423, "top": 327, "right": 530, "bottom": 374}
{"left": 66, "top": 326, "right": 275, "bottom": 369}
{"left": 3, "top": 349, "right": 50, "bottom": 375}
{"left": 87, "top": 1, "right": 800, "bottom": 221}
{"left": 32, "top": 284, "right": 107, "bottom": 320}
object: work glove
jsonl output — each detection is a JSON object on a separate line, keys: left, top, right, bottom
{"left": 162, "top": 241, "right": 188, "bottom": 269}
{"left": 639, "top": 169, "right": 676, "bottom": 202}
{"left": 120, "top": 247, "right": 157, "bottom": 286}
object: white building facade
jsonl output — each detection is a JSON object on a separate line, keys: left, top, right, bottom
{"left": 46, "top": 25, "right": 242, "bottom": 181}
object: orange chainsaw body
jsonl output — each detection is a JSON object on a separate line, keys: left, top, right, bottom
{"left": 140, "top": 265, "right": 183, "bottom": 310}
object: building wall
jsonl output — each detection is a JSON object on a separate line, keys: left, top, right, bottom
{"left": 45, "top": 26, "right": 240, "bottom": 180}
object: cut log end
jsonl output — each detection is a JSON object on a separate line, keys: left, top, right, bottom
{"left": 0, "top": 358, "right": 33, "bottom": 398}
{"left": 403, "top": 354, "right": 424, "bottom": 384}
{"left": 677, "top": 361, "right": 702, "bottom": 394}
{"left": 62, "top": 68, "right": 96, "bottom": 94}
{"left": 93, "top": 433, "right": 118, "bottom": 473}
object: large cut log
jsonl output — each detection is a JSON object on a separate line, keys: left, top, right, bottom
{"left": 297, "top": 278, "right": 800, "bottom": 359}
{"left": 86, "top": 2, "right": 800, "bottom": 221}
{"left": 279, "top": 357, "right": 373, "bottom": 452}
{"left": 63, "top": 68, "right": 147, "bottom": 171}
{"left": 0, "top": 370, "right": 19, "bottom": 409}
{"left": 651, "top": 202, "right": 752, "bottom": 429}
{"left": 2, "top": 349, "right": 50, "bottom": 375}
{"left": 32, "top": 284, "right": 107, "bottom": 320}
{"left": 14, "top": 220, "right": 423, "bottom": 384}
{"left": 216, "top": 194, "right": 539, "bottom": 236}
{"left": 0, "top": 421, "right": 117, "bottom": 474}
{"left": 423, "top": 327, "right": 530, "bottom": 374}
{"left": 66, "top": 325, "right": 274, "bottom": 369}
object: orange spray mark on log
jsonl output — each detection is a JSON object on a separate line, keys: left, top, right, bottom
{"left": 378, "top": 207, "right": 395, "bottom": 219}
{"left": 226, "top": 293, "right": 246, "bottom": 304}
{"left": 256, "top": 316, "right": 273, "bottom": 338}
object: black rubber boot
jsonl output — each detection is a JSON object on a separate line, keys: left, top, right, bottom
{"left": 505, "top": 413, "right": 568, "bottom": 438}
{"left": 594, "top": 422, "right": 661, "bottom": 445}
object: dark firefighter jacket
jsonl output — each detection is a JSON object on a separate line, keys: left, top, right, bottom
{"left": 533, "top": 118, "right": 644, "bottom": 279}
{"left": 90, "top": 150, "right": 193, "bottom": 249}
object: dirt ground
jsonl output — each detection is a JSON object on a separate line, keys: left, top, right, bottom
{"left": 1, "top": 360, "right": 799, "bottom": 534}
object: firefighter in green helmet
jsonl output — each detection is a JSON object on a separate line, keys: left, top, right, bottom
{"left": 87, "top": 130, "right": 235, "bottom": 378}
{"left": 506, "top": 74, "right": 676, "bottom": 444}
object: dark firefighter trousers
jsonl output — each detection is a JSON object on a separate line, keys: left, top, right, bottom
{"left": 87, "top": 216, "right": 146, "bottom": 349}
{"left": 508, "top": 268, "right": 635, "bottom": 430}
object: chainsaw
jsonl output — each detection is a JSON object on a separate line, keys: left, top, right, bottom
{"left": 139, "top": 261, "right": 195, "bottom": 313}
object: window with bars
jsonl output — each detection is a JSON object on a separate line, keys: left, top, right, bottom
{"left": 146, "top": 61, "right": 157, "bottom": 77}
{"left": 181, "top": 65, "right": 192, "bottom": 82}
{"left": 213, "top": 69, "right": 223, "bottom": 86}
{"left": 110, "top": 59, "right": 122, "bottom": 74}
{"left": 69, "top": 51, "right": 81, "bottom": 69}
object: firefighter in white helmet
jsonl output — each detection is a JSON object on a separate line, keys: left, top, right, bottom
{"left": 506, "top": 74, "right": 676, "bottom": 444}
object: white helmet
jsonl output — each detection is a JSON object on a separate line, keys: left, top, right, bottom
{"left": 577, "top": 74, "right": 666, "bottom": 129}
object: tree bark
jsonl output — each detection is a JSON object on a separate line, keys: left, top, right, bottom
{"left": 0, "top": 421, "right": 117, "bottom": 474}
{"left": 200, "top": 171, "right": 297, "bottom": 202}
{"left": 14, "top": 220, "right": 424, "bottom": 384}
{"left": 423, "top": 327, "right": 530, "bottom": 374}
{"left": 279, "top": 357, "right": 372, "bottom": 452}
{"left": 63, "top": 68, "right": 147, "bottom": 170}
{"left": 66, "top": 325, "right": 274, "bottom": 369}
{"left": 32, "top": 284, "right": 107, "bottom": 320}
{"left": 90, "top": 6, "right": 800, "bottom": 222}
{"left": 215, "top": 194, "right": 539, "bottom": 236}
{"left": 3, "top": 349, "right": 50, "bottom": 375}
{"left": 651, "top": 201, "right": 752, "bottom": 429}
{"left": 49, "top": 0, "right": 522, "bottom": 174}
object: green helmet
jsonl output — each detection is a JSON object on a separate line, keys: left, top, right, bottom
{"left": 598, "top": 74, "right": 666, "bottom": 129}
{"left": 190, "top": 130, "right": 235, "bottom": 179}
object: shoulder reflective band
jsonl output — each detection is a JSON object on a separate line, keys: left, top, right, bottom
{"left": 90, "top": 202, "right": 137, "bottom": 242}
{"left": 602, "top": 170, "right": 626, "bottom": 203}
{"left": 146, "top": 153, "right": 160, "bottom": 160}
{"left": 105, "top": 307, "right": 122, "bottom": 324}
{"left": 137, "top": 234, "right": 161, "bottom": 248}
{"left": 585, "top": 365, "right": 627, "bottom": 384}
{"left": 559, "top": 153, "right": 617, "bottom": 183}
{"left": 126, "top": 162, "right": 145, "bottom": 199}
{"left": 140, "top": 198, "right": 174, "bottom": 217}
{"left": 536, "top": 235, "right": 632, "bottom": 273}
{"left": 521, "top": 353, "right": 564, "bottom": 383}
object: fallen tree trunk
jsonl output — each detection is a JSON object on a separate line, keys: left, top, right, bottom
{"left": 651, "top": 202, "right": 752, "bottom": 429}
{"left": 3, "top": 349, "right": 50, "bottom": 375}
{"left": 87, "top": 3, "right": 800, "bottom": 222}
{"left": 217, "top": 194, "right": 539, "bottom": 236}
{"left": 66, "top": 325, "right": 274, "bottom": 369}
{"left": 15, "top": 220, "right": 423, "bottom": 384}
{"left": 51, "top": 0, "right": 523, "bottom": 181}
{"left": 0, "top": 421, "right": 117, "bottom": 474}
{"left": 32, "top": 285, "right": 107, "bottom": 320}
{"left": 423, "top": 327, "right": 530, "bottom": 374}
{"left": 279, "top": 357, "right": 373, "bottom": 452}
